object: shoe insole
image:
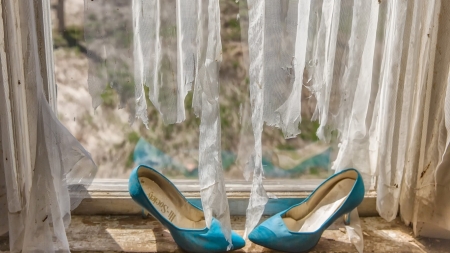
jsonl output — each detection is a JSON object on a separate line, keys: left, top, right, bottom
{"left": 283, "top": 178, "right": 355, "bottom": 232}
{"left": 139, "top": 177, "right": 206, "bottom": 229}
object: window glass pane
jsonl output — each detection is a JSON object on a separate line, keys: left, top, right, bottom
{"left": 53, "top": 0, "right": 335, "bottom": 180}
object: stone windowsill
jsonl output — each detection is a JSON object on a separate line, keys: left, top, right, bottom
{"left": 2, "top": 216, "right": 450, "bottom": 252}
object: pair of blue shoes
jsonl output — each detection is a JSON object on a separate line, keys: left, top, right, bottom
{"left": 129, "top": 165, "right": 364, "bottom": 252}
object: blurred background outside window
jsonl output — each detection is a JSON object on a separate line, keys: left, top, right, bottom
{"left": 52, "top": 0, "right": 335, "bottom": 180}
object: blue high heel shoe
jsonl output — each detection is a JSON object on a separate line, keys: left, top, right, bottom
{"left": 248, "top": 168, "right": 365, "bottom": 253}
{"left": 129, "top": 165, "right": 245, "bottom": 252}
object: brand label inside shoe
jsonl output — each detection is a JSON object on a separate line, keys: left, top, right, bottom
{"left": 147, "top": 190, "right": 177, "bottom": 222}
{"left": 140, "top": 177, "right": 206, "bottom": 229}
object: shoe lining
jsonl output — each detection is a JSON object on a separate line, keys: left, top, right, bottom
{"left": 139, "top": 177, "right": 206, "bottom": 229}
{"left": 283, "top": 171, "right": 357, "bottom": 232}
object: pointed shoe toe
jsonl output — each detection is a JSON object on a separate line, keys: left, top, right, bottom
{"left": 248, "top": 225, "right": 277, "bottom": 249}
{"left": 231, "top": 231, "right": 246, "bottom": 250}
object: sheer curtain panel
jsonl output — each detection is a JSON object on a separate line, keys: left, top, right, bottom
{"left": 0, "top": 1, "right": 97, "bottom": 252}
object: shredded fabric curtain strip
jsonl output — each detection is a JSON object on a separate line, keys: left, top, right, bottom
{"left": 2, "top": 0, "right": 450, "bottom": 252}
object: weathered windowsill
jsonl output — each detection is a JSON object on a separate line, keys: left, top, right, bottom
{"left": 2, "top": 215, "right": 449, "bottom": 252}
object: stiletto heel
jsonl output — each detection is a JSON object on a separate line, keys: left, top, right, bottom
{"left": 129, "top": 165, "right": 245, "bottom": 252}
{"left": 344, "top": 212, "right": 351, "bottom": 225}
{"left": 141, "top": 208, "right": 150, "bottom": 219}
{"left": 248, "top": 168, "right": 365, "bottom": 253}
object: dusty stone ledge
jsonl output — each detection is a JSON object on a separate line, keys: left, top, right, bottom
{"left": 1, "top": 216, "right": 449, "bottom": 252}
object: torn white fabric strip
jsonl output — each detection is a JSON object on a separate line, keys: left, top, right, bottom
{"left": 374, "top": 0, "right": 408, "bottom": 222}
{"left": 137, "top": 0, "right": 194, "bottom": 125}
{"left": 235, "top": 0, "right": 256, "bottom": 182}
{"left": 236, "top": 101, "right": 255, "bottom": 181}
{"left": 84, "top": 0, "right": 109, "bottom": 109}
{"left": 84, "top": 0, "right": 136, "bottom": 122}
{"left": 387, "top": 0, "right": 425, "bottom": 226}
{"left": 86, "top": 0, "right": 192, "bottom": 125}
{"left": 304, "top": 0, "right": 325, "bottom": 87}
{"left": 399, "top": 0, "right": 439, "bottom": 227}
{"left": 367, "top": 1, "right": 388, "bottom": 141}
{"left": 142, "top": 0, "right": 160, "bottom": 113}
{"left": 266, "top": 0, "right": 310, "bottom": 138}
{"left": 436, "top": 64, "right": 450, "bottom": 206}
{"left": 411, "top": 0, "right": 450, "bottom": 235}
{"left": 407, "top": 0, "right": 444, "bottom": 236}
{"left": 194, "top": 0, "right": 232, "bottom": 247}
{"left": 192, "top": 0, "right": 206, "bottom": 117}
{"left": 329, "top": 1, "right": 375, "bottom": 251}
{"left": 433, "top": 63, "right": 450, "bottom": 234}
{"left": 275, "top": 0, "right": 310, "bottom": 139}
{"left": 245, "top": 0, "right": 268, "bottom": 239}
{"left": 154, "top": 0, "right": 180, "bottom": 124}
{"left": 415, "top": 0, "right": 444, "bottom": 192}
{"left": 262, "top": 0, "right": 298, "bottom": 136}
{"left": 311, "top": 0, "right": 341, "bottom": 142}
{"left": 381, "top": 0, "right": 416, "bottom": 223}
{"left": 177, "top": 0, "right": 197, "bottom": 113}
{"left": 132, "top": 0, "right": 149, "bottom": 127}
{"left": 332, "top": 0, "right": 379, "bottom": 182}
{"left": 334, "top": 0, "right": 372, "bottom": 136}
